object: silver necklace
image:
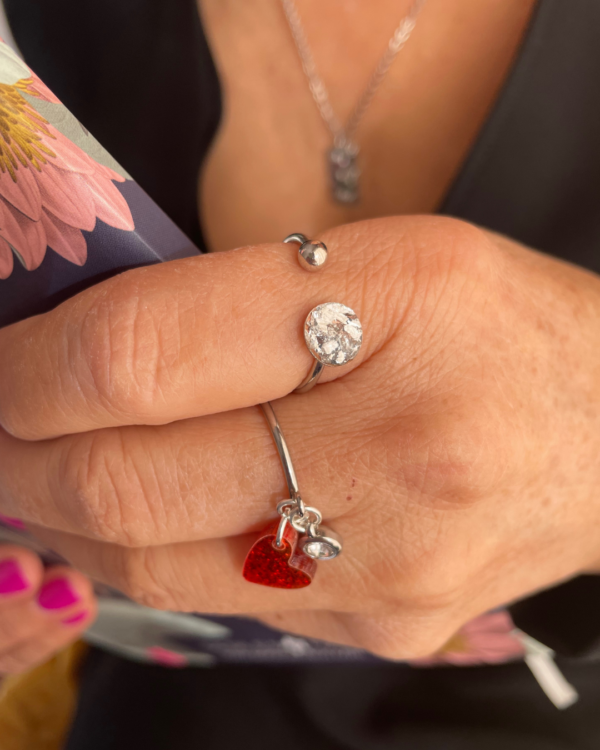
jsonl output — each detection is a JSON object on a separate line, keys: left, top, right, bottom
{"left": 280, "top": 0, "right": 427, "bottom": 203}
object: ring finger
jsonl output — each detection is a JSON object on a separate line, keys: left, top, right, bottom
{"left": 0, "top": 382, "right": 388, "bottom": 547}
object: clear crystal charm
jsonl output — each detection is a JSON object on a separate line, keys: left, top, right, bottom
{"left": 304, "top": 303, "right": 363, "bottom": 367}
{"left": 303, "top": 540, "right": 337, "bottom": 559}
{"left": 300, "top": 526, "right": 343, "bottom": 560}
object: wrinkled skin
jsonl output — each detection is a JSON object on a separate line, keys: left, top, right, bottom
{"left": 1, "top": 216, "right": 599, "bottom": 660}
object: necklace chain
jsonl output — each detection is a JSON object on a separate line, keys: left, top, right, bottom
{"left": 280, "top": 0, "right": 427, "bottom": 149}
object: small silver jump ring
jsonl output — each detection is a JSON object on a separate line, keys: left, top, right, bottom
{"left": 295, "top": 302, "right": 363, "bottom": 393}
{"left": 283, "top": 233, "right": 328, "bottom": 272}
{"left": 276, "top": 499, "right": 296, "bottom": 518}
{"left": 290, "top": 505, "right": 322, "bottom": 534}
{"left": 276, "top": 497, "right": 307, "bottom": 523}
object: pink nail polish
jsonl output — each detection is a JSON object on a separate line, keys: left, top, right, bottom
{"left": 0, "top": 514, "right": 26, "bottom": 530}
{"left": 62, "top": 611, "right": 88, "bottom": 626}
{"left": 0, "top": 558, "right": 29, "bottom": 594}
{"left": 37, "top": 578, "right": 80, "bottom": 610}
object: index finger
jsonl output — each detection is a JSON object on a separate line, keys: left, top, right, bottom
{"left": 0, "top": 218, "right": 410, "bottom": 440}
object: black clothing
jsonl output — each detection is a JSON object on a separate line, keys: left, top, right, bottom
{"left": 5, "top": 0, "right": 600, "bottom": 746}
{"left": 9, "top": 0, "right": 600, "bottom": 275}
{"left": 67, "top": 649, "right": 600, "bottom": 750}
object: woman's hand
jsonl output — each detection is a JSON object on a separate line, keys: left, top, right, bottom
{"left": 0, "top": 545, "right": 95, "bottom": 674}
{"left": 0, "top": 216, "right": 599, "bottom": 659}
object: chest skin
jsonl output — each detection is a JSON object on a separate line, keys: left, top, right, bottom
{"left": 198, "top": 0, "right": 537, "bottom": 252}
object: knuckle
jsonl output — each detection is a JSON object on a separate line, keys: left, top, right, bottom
{"left": 77, "top": 274, "right": 175, "bottom": 420}
{"left": 0, "top": 404, "right": 25, "bottom": 441}
{"left": 55, "top": 432, "right": 155, "bottom": 547}
{"left": 0, "top": 322, "right": 40, "bottom": 440}
{"left": 400, "top": 533, "right": 474, "bottom": 611}
{"left": 326, "top": 217, "right": 500, "bottom": 395}
{"left": 402, "top": 426, "right": 489, "bottom": 509}
{"left": 418, "top": 216, "right": 496, "bottom": 277}
{"left": 409, "top": 217, "right": 497, "bottom": 323}
{"left": 362, "top": 617, "right": 456, "bottom": 661}
{"left": 374, "top": 398, "right": 497, "bottom": 514}
{"left": 118, "top": 548, "right": 174, "bottom": 611}
{"left": 361, "top": 517, "right": 473, "bottom": 614}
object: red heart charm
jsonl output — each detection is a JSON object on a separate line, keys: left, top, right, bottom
{"left": 243, "top": 520, "right": 317, "bottom": 589}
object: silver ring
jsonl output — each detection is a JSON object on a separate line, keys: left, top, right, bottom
{"left": 260, "top": 402, "right": 342, "bottom": 560}
{"left": 283, "top": 233, "right": 328, "bottom": 272}
{"left": 295, "top": 302, "right": 363, "bottom": 393}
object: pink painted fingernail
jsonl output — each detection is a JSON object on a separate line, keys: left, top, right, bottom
{"left": 0, "top": 514, "right": 26, "bottom": 530}
{"left": 0, "top": 558, "right": 29, "bottom": 594}
{"left": 37, "top": 578, "right": 80, "bottom": 610}
{"left": 62, "top": 611, "right": 88, "bottom": 626}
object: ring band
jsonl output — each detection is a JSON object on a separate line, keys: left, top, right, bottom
{"left": 260, "top": 402, "right": 342, "bottom": 561}
{"left": 260, "top": 401, "right": 300, "bottom": 502}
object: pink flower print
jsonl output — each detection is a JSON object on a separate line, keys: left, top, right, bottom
{"left": 23, "top": 71, "right": 62, "bottom": 105}
{"left": 146, "top": 647, "right": 189, "bottom": 668}
{"left": 412, "top": 610, "right": 526, "bottom": 667}
{"left": 0, "top": 72, "right": 134, "bottom": 279}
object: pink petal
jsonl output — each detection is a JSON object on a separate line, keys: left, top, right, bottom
{"left": 26, "top": 74, "right": 62, "bottom": 104}
{"left": 42, "top": 127, "right": 95, "bottom": 175}
{"left": 0, "top": 197, "right": 47, "bottom": 270}
{"left": 0, "top": 237, "right": 14, "bottom": 279}
{"left": 41, "top": 208, "right": 87, "bottom": 265}
{"left": 86, "top": 172, "right": 134, "bottom": 231}
{"left": 146, "top": 647, "right": 188, "bottom": 668}
{"left": 35, "top": 165, "right": 97, "bottom": 231}
{"left": 92, "top": 160, "right": 126, "bottom": 183}
{"left": 0, "top": 165, "right": 42, "bottom": 220}
{"left": 463, "top": 611, "right": 514, "bottom": 636}
{"left": 473, "top": 641, "right": 525, "bottom": 662}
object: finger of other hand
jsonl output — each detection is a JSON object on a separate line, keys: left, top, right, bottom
{"left": 0, "top": 553, "right": 95, "bottom": 673}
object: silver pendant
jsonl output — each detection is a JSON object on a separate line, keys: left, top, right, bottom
{"left": 329, "top": 143, "right": 360, "bottom": 204}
